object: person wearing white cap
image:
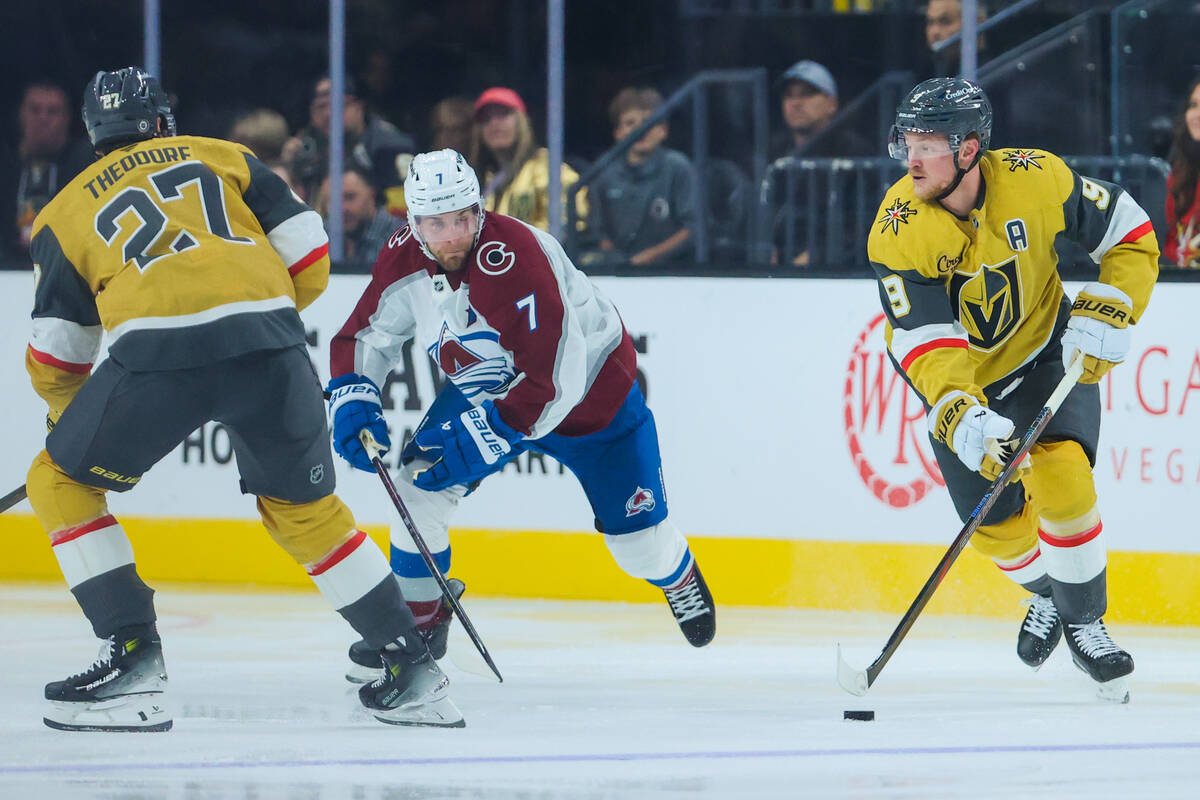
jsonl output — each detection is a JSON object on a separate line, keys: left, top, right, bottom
{"left": 773, "top": 60, "right": 843, "bottom": 159}
{"left": 767, "top": 60, "right": 874, "bottom": 266}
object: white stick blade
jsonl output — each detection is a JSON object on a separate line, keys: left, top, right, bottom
{"left": 447, "top": 618, "right": 501, "bottom": 682}
{"left": 837, "top": 644, "right": 870, "bottom": 697}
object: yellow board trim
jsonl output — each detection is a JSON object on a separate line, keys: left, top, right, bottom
{"left": 4, "top": 514, "right": 1197, "bottom": 625}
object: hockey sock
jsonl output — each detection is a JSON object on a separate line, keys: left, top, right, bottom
{"left": 307, "top": 530, "right": 417, "bottom": 648}
{"left": 605, "top": 518, "right": 693, "bottom": 586}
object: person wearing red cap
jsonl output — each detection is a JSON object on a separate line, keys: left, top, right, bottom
{"left": 468, "top": 86, "right": 585, "bottom": 233}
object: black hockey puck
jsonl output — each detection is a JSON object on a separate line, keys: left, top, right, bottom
{"left": 843, "top": 710, "right": 875, "bottom": 721}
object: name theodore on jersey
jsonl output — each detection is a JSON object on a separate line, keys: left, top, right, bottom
{"left": 82, "top": 145, "right": 195, "bottom": 199}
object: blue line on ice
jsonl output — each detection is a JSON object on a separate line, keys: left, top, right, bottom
{"left": 4, "top": 741, "right": 1200, "bottom": 774}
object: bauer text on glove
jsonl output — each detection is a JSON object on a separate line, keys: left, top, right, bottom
{"left": 411, "top": 401, "right": 523, "bottom": 491}
{"left": 1061, "top": 282, "right": 1133, "bottom": 384}
{"left": 930, "top": 391, "right": 1031, "bottom": 484}
{"left": 326, "top": 373, "right": 391, "bottom": 472}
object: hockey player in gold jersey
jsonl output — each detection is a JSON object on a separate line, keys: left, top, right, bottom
{"left": 26, "top": 67, "right": 462, "bottom": 730}
{"left": 868, "top": 79, "right": 1159, "bottom": 702}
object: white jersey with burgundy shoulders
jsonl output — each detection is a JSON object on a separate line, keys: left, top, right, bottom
{"left": 331, "top": 212, "right": 637, "bottom": 438}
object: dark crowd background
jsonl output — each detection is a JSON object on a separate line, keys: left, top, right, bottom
{"left": 3, "top": 0, "right": 1200, "bottom": 276}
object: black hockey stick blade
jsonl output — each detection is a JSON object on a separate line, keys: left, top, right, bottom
{"left": 0, "top": 484, "right": 27, "bottom": 515}
{"left": 836, "top": 353, "right": 1085, "bottom": 696}
{"left": 360, "top": 431, "right": 503, "bottom": 683}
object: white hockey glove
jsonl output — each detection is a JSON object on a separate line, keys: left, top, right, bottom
{"left": 930, "top": 392, "right": 1031, "bottom": 485}
{"left": 1061, "top": 282, "right": 1133, "bottom": 384}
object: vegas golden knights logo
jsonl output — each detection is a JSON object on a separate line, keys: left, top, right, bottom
{"left": 949, "top": 256, "right": 1022, "bottom": 350}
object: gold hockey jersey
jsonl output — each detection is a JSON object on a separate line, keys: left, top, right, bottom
{"left": 27, "top": 135, "right": 330, "bottom": 414}
{"left": 867, "top": 148, "right": 1159, "bottom": 409}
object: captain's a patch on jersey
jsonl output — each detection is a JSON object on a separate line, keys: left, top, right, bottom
{"left": 1002, "top": 149, "right": 1044, "bottom": 172}
{"left": 877, "top": 198, "right": 917, "bottom": 235}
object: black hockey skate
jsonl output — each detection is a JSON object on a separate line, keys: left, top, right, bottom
{"left": 663, "top": 564, "right": 716, "bottom": 647}
{"left": 1064, "top": 618, "right": 1134, "bottom": 703}
{"left": 1017, "top": 593, "right": 1062, "bottom": 670}
{"left": 358, "top": 636, "right": 464, "bottom": 728}
{"left": 346, "top": 578, "right": 465, "bottom": 683}
{"left": 44, "top": 623, "right": 171, "bottom": 732}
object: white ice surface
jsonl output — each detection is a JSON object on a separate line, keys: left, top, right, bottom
{"left": 2, "top": 584, "right": 1198, "bottom": 799}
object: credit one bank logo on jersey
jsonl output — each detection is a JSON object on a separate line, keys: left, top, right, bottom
{"left": 429, "top": 322, "right": 517, "bottom": 399}
{"left": 844, "top": 313, "right": 944, "bottom": 508}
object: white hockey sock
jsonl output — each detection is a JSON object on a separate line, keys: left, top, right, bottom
{"left": 604, "top": 518, "right": 692, "bottom": 587}
{"left": 305, "top": 530, "right": 393, "bottom": 610}
{"left": 993, "top": 544, "right": 1047, "bottom": 587}
{"left": 389, "top": 476, "right": 466, "bottom": 603}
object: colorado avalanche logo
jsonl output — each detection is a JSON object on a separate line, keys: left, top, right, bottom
{"left": 387, "top": 226, "right": 412, "bottom": 249}
{"left": 430, "top": 323, "right": 517, "bottom": 398}
{"left": 476, "top": 241, "right": 516, "bottom": 275}
{"left": 625, "top": 486, "right": 656, "bottom": 517}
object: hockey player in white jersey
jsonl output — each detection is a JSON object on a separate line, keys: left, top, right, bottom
{"left": 326, "top": 149, "right": 715, "bottom": 683}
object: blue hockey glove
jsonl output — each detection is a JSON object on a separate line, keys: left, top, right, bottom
{"left": 326, "top": 373, "right": 390, "bottom": 472}
{"left": 411, "top": 401, "right": 523, "bottom": 491}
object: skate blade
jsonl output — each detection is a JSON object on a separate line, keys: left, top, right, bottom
{"left": 372, "top": 696, "right": 465, "bottom": 728}
{"left": 44, "top": 693, "right": 172, "bottom": 732}
{"left": 1096, "top": 675, "right": 1130, "bottom": 704}
{"left": 345, "top": 664, "right": 384, "bottom": 684}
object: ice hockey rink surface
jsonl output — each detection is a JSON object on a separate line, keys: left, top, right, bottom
{"left": 1, "top": 584, "right": 1197, "bottom": 800}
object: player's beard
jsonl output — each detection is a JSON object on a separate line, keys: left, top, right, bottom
{"left": 432, "top": 242, "right": 472, "bottom": 271}
{"left": 911, "top": 170, "right": 954, "bottom": 202}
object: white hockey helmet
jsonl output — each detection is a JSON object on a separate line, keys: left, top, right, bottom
{"left": 405, "top": 148, "right": 485, "bottom": 255}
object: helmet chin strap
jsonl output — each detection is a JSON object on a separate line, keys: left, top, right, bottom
{"left": 936, "top": 146, "right": 984, "bottom": 202}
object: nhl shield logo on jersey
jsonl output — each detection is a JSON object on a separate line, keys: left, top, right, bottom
{"left": 430, "top": 323, "right": 518, "bottom": 398}
{"left": 844, "top": 314, "right": 943, "bottom": 508}
{"left": 625, "top": 486, "right": 657, "bottom": 517}
{"left": 949, "top": 256, "right": 1022, "bottom": 350}
{"left": 1001, "top": 149, "right": 1044, "bottom": 172}
{"left": 877, "top": 198, "right": 917, "bottom": 235}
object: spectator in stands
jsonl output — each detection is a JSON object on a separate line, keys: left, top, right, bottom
{"left": 282, "top": 76, "right": 416, "bottom": 211}
{"left": 770, "top": 60, "right": 871, "bottom": 160}
{"left": 314, "top": 164, "right": 402, "bottom": 275}
{"left": 1165, "top": 76, "right": 1200, "bottom": 268}
{"left": 430, "top": 96, "right": 475, "bottom": 155}
{"left": 925, "top": 0, "right": 989, "bottom": 78}
{"left": 228, "top": 109, "right": 290, "bottom": 165}
{"left": 1, "top": 80, "right": 93, "bottom": 267}
{"left": 469, "top": 86, "right": 584, "bottom": 233}
{"left": 767, "top": 61, "right": 872, "bottom": 267}
{"left": 585, "top": 87, "right": 694, "bottom": 267}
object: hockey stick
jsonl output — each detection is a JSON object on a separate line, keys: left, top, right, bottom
{"left": 359, "top": 430, "right": 503, "bottom": 683}
{"left": 0, "top": 484, "right": 27, "bottom": 515}
{"left": 837, "top": 352, "right": 1086, "bottom": 696}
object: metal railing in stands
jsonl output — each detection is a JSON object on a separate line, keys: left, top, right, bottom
{"left": 566, "top": 68, "right": 770, "bottom": 265}
{"left": 790, "top": 70, "right": 912, "bottom": 160}
{"left": 757, "top": 153, "right": 1170, "bottom": 270}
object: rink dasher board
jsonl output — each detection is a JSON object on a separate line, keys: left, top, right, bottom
{"left": 1, "top": 274, "right": 1196, "bottom": 623}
